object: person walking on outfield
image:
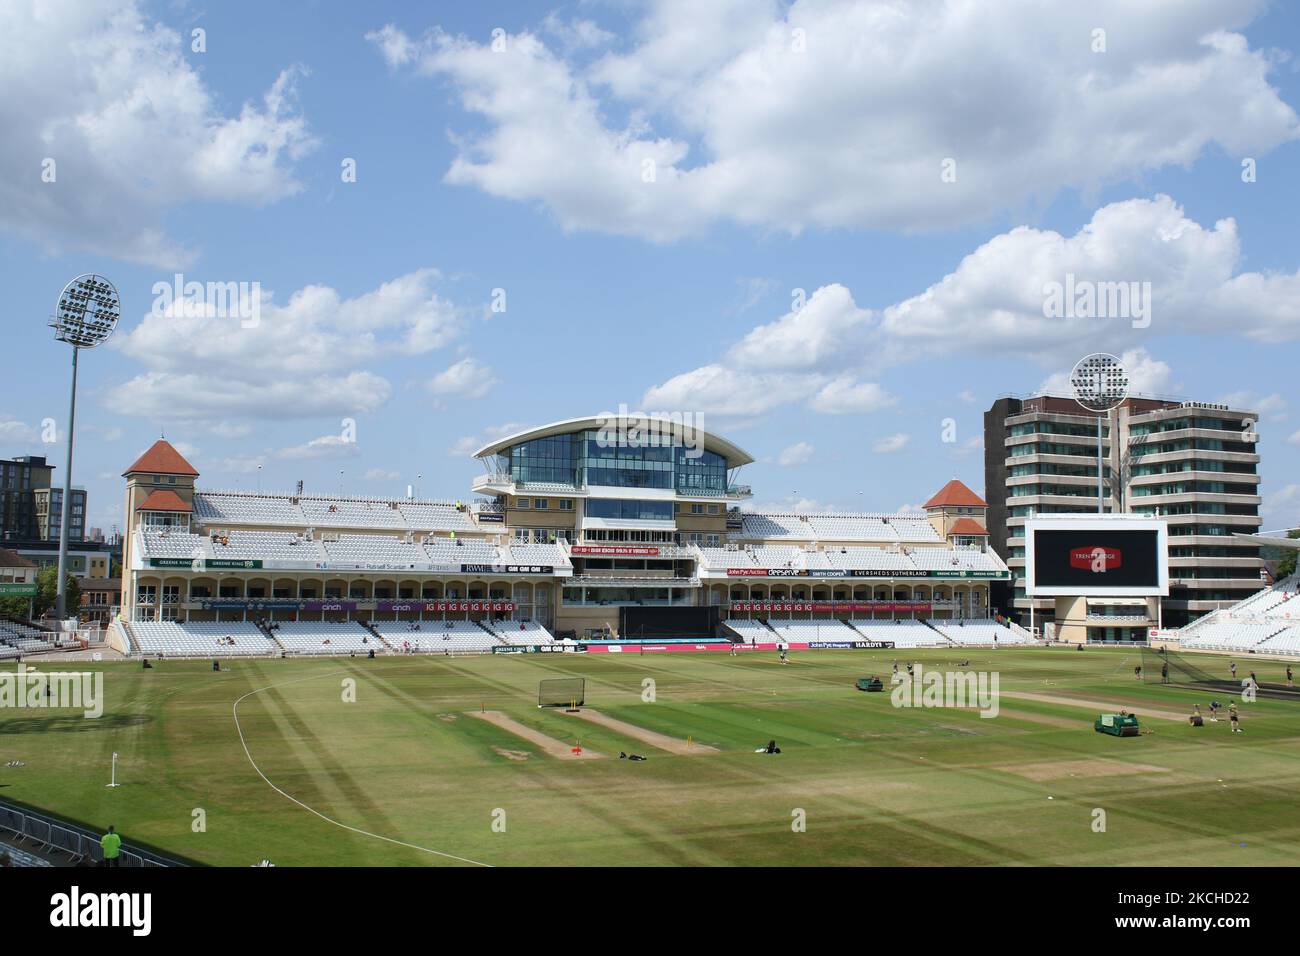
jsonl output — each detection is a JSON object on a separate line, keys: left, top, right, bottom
{"left": 1230, "top": 660, "right": 1237, "bottom": 680}
{"left": 1161, "top": 662, "right": 1170, "bottom": 685}
{"left": 100, "top": 826, "right": 122, "bottom": 867}
{"left": 1287, "top": 664, "right": 1294, "bottom": 689}
{"left": 1229, "top": 701, "right": 1243, "bottom": 734}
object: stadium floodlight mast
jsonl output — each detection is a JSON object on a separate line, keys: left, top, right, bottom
{"left": 1069, "top": 353, "right": 1129, "bottom": 514}
{"left": 49, "top": 275, "right": 121, "bottom": 620}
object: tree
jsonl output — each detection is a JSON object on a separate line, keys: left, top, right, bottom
{"left": 1272, "top": 529, "right": 1300, "bottom": 580}
{"left": 30, "top": 566, "right": 80, "bottom": 620}
{"left": 0, "top": 595, "right": 29, "bottom": 620}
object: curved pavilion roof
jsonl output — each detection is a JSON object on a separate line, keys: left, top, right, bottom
{"left": 472, "top": 416, "right": 755, "bottom": 468}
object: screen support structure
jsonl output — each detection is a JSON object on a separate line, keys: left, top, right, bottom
{"left": 1096, "top": 415, "right": 1103, "bottom": 514}
{"left": 1069, "top": 353, "right": 1129, "bottom": 518}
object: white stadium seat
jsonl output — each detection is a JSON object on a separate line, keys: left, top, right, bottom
{"left": 269, "top": 621, "right": 379, "bottom": 655}
{"left": 928, "top": 619, "right": 1031, "bottom": 645}
{"left": 128, "top": 621, "right": 277, "bottom": 657}
{"left": 372, "top": 620, "right": 502, "bottom": 652}
{"left": 1175, "top": 573, "right": 1300, "bottom": 655}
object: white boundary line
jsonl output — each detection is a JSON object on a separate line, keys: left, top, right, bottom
{"left": 232, "top": 670, "right": 492, "bottom": 867}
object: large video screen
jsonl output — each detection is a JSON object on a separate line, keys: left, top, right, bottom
{"left": 1026, "top": 519, "right": 1168, "bottom": 596}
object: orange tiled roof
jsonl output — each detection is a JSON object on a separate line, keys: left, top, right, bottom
{"left": 948, "top": 517, "right": 989, "bottom": 535}
{"left": 123, "top": 440, "right": 199, "bottom": 478}
{"left": 924, "top": 479, "right": 986, "bottom": 509}
{"left": 138, "top": 489, "right": 192, "bottom": 513}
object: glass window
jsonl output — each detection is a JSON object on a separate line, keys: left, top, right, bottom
{"left": 585, "top": 499, "right": 674, "bottom": 521}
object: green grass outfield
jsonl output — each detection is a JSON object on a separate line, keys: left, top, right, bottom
{"left": 3, "top": 646, "right": 1299, "bottom": 866}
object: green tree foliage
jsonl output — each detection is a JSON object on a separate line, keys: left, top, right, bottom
{"left": 28, "top": 566, "right": 81, "bottom": 619}
{"left": 1273, "top": 529, "right": 1300, "bottom": 579}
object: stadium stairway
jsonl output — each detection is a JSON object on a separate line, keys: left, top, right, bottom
{"left": 841, "top": 618, "right": 954, "bottom": 644}
{"left": 474, "top": 620, "right": 510, "bottom": 645}
{"left": 921, "top": 620, "right": 957, "bottom": 644}
{"left": 118, "top": 620, "right": 134, "bottom": 654}
{"left": 358, "top": 620, "right": 397, "bottom": 651}
{"left": 253, "top": 620, "right": 288, "bottom": 654}
{"left": 718, "top": 622, "right": 745, "bottom": 644}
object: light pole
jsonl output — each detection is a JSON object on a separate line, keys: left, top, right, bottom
{"left": 1069, "top": 353, "right": 1129, "bottom": 515}
{"left": 49, "top": 275, "right": 120, "bottom": 621}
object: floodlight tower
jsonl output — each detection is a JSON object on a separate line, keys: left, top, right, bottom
{"left": 49, "top": 275, "right": 121, "bottom": 620}
{"left": 1069, "top": 353, "right": 1129, "bottom": 514}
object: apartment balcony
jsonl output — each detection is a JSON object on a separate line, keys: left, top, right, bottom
{"left": 1130, "top": 426, "right": 1255, "bottom": 444}
{"left": 1156, "top": 513, "right": 1262, "bottom": 527}
{"left": 1005, "top": 432, "right": 1105, "bottom": 450}
{"left": 1005, "top": 451, "right": 1108, "bottom": 469}
{"left": 1165, "top": 533, "right": 1261, "bottom": 547}
{"left": 1129, "top": 470, "right": 1259, "bottom": 487}
{"left": 1163, "top": 597, "right": 1260, "bottom": 612}
{"left": 1168, "top": 575, "right": 1267, "bottom": 590}
{"left": 1131, "top": 449, "right": 1259, "bottom": 468}
{"left": 1006, "top": 493, "right": 1111, "bottom": 509}
{"left": 1130, "top": 489, "right": 1261, "bottom": 506}
{"left": 1006, "top": 473, "right": 1100, "bottom": 488}
{"left": 1168, "top": 556, "right": 1265, "bottom": 568}
{"left": 1005, "top": 411, "right": 1103, "bottom": 428}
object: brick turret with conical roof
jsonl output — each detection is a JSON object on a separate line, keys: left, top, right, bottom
{"left": 120, "top": 440, "right": 200, "bottom": 616}
{"left": 923, "top": 478, "right": 989, "bottom": 543}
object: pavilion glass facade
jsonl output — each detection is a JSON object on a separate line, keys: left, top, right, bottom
{"left": 499, "top": 430, "right": 729, "bottom": 494}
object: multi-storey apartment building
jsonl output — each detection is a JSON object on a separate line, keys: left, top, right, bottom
{"left": 985, "top": 395, "right": 1262, "bottom": 632}
{"left": 1, "top": 455, "right": 86, "bottom": 543}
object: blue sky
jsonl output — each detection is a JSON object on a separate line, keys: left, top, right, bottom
{"left": 2, "top": 0, "right": 1299, "bottom": 536}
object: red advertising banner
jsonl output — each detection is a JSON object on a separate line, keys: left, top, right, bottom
{"left": 571, "top": 546, "right": 661, "bottom": 556}
{"left": 419, "top": 601, "right": 515, "bottom": 612}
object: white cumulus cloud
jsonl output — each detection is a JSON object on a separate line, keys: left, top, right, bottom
{"left": 0, "top": 0, "right": 317, "bottom": 266}
{"left": 370, "top": 1, "right": 1298, "bottom": 241}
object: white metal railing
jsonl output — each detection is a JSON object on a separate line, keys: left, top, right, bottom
{"left": 0, "top": 801, "right": 178, "bottom": 867}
